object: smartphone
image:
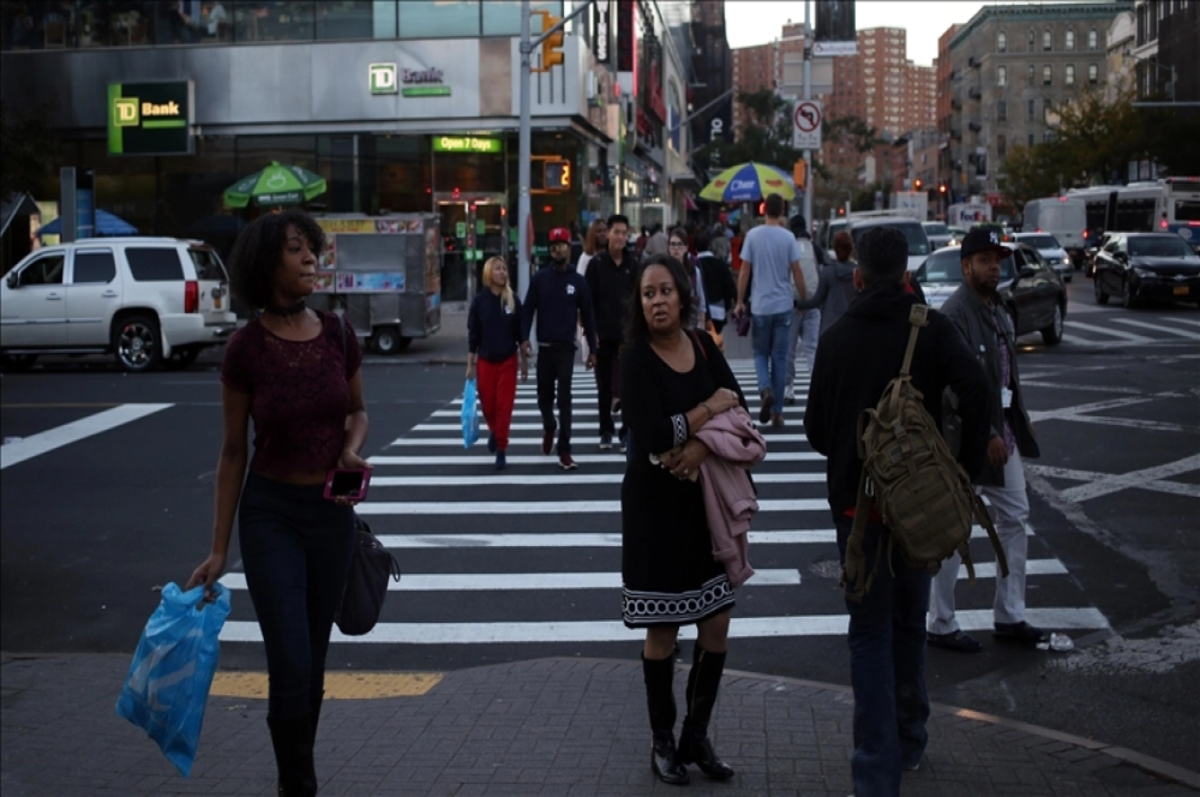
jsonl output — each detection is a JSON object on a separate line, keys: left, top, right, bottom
{"left": 324, "top": 468, "right": 371, "bottom": 502}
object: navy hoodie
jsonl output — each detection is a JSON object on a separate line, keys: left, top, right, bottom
{"left": 521, "top": 263, "right": 598, "bottom": 350}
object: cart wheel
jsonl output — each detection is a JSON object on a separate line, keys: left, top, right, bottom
{"left": 372, "top": 326, "right": 402, "bottom": 355}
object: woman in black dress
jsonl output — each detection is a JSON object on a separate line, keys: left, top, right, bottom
{"left": 621, "top": 253, "right": 747, "bottom": 786}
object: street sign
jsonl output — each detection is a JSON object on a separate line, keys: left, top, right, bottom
{"left": 793, "top": 100, "right": 822, "bottom": 151}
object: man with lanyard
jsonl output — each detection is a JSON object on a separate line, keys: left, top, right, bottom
{"left": 522, "top": 227, "right": 598, "bottom": 470}
{"left": 927, "top": 227, "right": 1048, "bottom": 652}
{"left": 584, "top": 214, "right": 634, "bottom": 452}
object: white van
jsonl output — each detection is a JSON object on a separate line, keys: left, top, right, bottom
{"left": 1023, "top": 197, "right": 1087, "bottom": 268}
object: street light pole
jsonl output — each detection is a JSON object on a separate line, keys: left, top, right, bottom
{"left": 518, "top": 0, "right": 532, "bottom": 302}
{"left": 802, "top": 0, "right": 813, "bottom": 228}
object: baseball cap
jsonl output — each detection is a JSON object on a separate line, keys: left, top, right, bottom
{"left": 548, "top": 227, "right": 571, "bottom": 243}
{"left": 959, "top": 226, "right": 1010, "bottom": 259}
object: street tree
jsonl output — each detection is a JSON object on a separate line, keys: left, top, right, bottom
{"left": 696, "top": 89, "right": 800, "bottom": 173}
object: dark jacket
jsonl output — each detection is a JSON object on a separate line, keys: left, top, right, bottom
{"left": 521, "top": 264, "right": 598, "bottom": 350}
{"left": 795, "top": 261, "right": 857, "bottom": 333}
{"left": 697, "top": 251, "right": 737, "bottom": 314}
{"left": 584, "top": 250, "right": 636, "bottom": 342}
{"left": 939, "top": 283, "right": 1040, "bottom": 487}
{"left": 803, "top": 279, "right": 991, "bottom": 515}
{"left": 468, "top": 289, "right": 524, "bottom": 362}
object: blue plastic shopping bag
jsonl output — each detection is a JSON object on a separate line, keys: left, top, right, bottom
{"left": 461, "top": 378, "right": 480, "bottom": 449}
{"left": 116, "top": 582, "right": 231, "bottom": 778}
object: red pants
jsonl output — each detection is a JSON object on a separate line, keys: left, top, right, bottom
{"left": 477, "top": 355, "right": 518, "bottom": 452}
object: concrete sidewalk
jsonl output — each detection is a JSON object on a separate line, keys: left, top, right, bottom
{"left": 2, "top": 653, "right": 1196, "bottom": 796}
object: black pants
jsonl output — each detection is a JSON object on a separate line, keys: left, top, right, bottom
{"left": 595, "top": 339, "right": 622, "bottom": 436}
{"left": 239, "top": 471, "right": 355, "bottom": 721}
{"left": 537, "top": 344, "right": 576, "bottom": 454}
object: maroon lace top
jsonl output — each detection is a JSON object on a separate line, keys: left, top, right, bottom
{"left": 221, "top": 311, "right": 363, "bottom": 476}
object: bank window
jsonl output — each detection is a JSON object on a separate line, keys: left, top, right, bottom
{"left": 1065, "top": 29, "right": 1075, "bottom": 50}
{"left": 315, "top": 1, "right": 378, "bottom": 41}
{"left": 399, "top": 0, "right": 480, "bottom": 38}
{"left": 16, "top": 254, "right": 65, "bottom": 287}
{"left": 483, "top": 0, "right": 564, "bottom": 36}
{"left": 126, "top": 248, "right": 185, "bottom": 282}
{"left": 1088, "top": 29, "right": 1098, "bottom": 49}
{"left": 1088, "top": 63, "right": 1099, "bottom": 83}
{"left": 234, "top": 2, "right": 315, "bottom": 43}
{"left": 72, "top": 251, "right": 117, "bottom": 284}
{"left": 1043, "top": 64, "right": 1052, "bottom": 85}
{"left": 997, "top": 31, "right": 1007, "bottom": 52}
{"left": 1042, "top": 29, "right": 1052, "bottom": 51}
{"left": 997, "top": 65, "right": 1007, "bottom": 87}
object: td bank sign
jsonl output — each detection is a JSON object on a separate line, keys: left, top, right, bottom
{"left": 107, "top": 81, "right": 194, "bottom": 156}
{"left": 370, "top": 62, "right": 451, "bottom": 97}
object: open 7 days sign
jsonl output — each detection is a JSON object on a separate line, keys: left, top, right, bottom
{"left": 107, "top": 81, "right": 194, "bottom": 156}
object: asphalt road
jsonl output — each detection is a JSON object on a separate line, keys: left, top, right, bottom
{"left": 2, "top": 277, "right": 1198, "bottom": 770}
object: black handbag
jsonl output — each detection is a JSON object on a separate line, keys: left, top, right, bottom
{"left": 336, "top": 514, "right": 401, "bottom": 636}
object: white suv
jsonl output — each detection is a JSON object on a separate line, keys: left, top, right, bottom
{"left": 0, "top": 237, "right": 236, "bottom": 372}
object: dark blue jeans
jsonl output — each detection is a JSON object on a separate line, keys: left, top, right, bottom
{"left": 835, "top": 515, "right": 932, "bottom": 797}
{"left": 239, "top": 471, "right": 355, "bottom": 720}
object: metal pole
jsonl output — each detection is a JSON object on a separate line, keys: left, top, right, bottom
{"left": 802, "top": 0, "right": 813, "bottom": 229}
{"left": 518, "top": 0, "right": 532, "bottom": 302}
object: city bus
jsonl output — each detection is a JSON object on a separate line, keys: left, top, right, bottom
{"left": 1068, "top": 177, "right": 1200, "bottom": 251}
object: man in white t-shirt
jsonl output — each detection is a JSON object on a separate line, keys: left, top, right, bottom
{"left": 733, "top": 194, "right": 807, "bottom": 428}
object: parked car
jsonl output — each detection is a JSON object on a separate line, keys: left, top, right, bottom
{"left": 922, "top": 221, "right": 954, "bottom": 250}
{"left": 0, "top": 237, "right": 236, "bottom": 372}
{"left": 1012, "top": 232, "right": 1073, "bottom": 282}
{"left": 1092, "top": 232, "right": 1200, "bottom": 308}
{"left": 848, "top": 217, "right": 932, "bottom": 272}
{"left": 914, "top": 243, "right": 1067, "bottom": 345}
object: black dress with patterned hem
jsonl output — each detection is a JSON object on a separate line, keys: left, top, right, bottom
{"left": 620, "top": 331, "right": 747, "bottom": 628}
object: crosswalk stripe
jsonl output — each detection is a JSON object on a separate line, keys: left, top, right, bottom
{"left": 1066, "top": 320, "right": 1154, "bottom": 343}
{"left": 355, "top": 498, "right": 830, "bottom": 515}
{"left": 369, "top": 452, "right": 824, "bottom": 465}
{"left": 219, "top": 607, "right": 1109, "bottom": 645}
{"left": 367, "top": 526, "right": 1030, "bottom": 548}
{"left": 220, "top": 569, "right": 803, "bottom": 592}
{"left": 1171, "top": 318, "right": 1200, "bottom": 329}
{"left": 429, "top": 407, "right": 808, "bottom": 418}
{"left": 386, "top": 434, "right": 817, "bottom": 447}
{"left": 1110, "top": 317, "right": 1200, "bottom": 341}
{"left": 370, "top": 472, "right": 827, "bottom": 487}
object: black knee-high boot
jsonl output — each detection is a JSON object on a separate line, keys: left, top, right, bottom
{"left": 304, "top": 690, "right": 324, "bottom": 792}
{"left": 678, "top": 645, "right": 735, "bottom": 780}
{"left": 641, "top": 653, "right": 689, "bottom": 786}
{"left": 267, "top": 715, "right": 317, "bottom": 796}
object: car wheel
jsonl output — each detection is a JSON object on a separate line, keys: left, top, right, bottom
{"left": 1094, "top": 276, "right": 1109, "bottom": 304}
{"left": 0, "top": 354, "right": 38, "bottom": 372}
{"left": 1041, "top": 303, "right": 1064, "bottom": 346}
{"left": 1122, "top": 279, "right": 1137, "bottom": 309}
{"left": 166, "top": 346, "right": 201, "bottom": 369}
{"left": 371, "top": 326, "right": 402, "bottom": 355}
{"left": 113, "top": 314, "right": 162, "bottom": 372}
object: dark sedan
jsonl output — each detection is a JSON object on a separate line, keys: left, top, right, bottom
{"left": 1093, "top": 233, "right": 1200, "bottom": 308}
{"left": 915, "top": 243, "right": 1067, "bottom": 345}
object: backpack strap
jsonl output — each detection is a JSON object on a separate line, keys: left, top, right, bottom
{"left": 899, "top": 304, "right": 929, "bottom": 377}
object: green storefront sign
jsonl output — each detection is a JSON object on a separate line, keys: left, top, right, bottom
{"left": 107, "top": 81, "right": 194, "bottom": 156}
{"left": 433, "top": 136, "right": 503, "bottom": 154}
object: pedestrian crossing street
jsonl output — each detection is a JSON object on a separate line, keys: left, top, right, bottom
{"left": 218, "top": 362, "right": 1110, "bottom": 649}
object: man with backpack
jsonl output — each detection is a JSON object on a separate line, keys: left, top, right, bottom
{"left": 803, "top": 226, "right": 991, "bottom": 797}
{"left": 927, "top": 227, "right": 1048, "bottom": 652}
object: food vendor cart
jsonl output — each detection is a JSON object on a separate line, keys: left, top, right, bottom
{"left": 307, "top": 214, "right": 441, "bottom": 353}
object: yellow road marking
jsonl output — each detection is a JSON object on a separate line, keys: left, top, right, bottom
{"left": 210, "top": 671, "right": 444, "bottom": 700}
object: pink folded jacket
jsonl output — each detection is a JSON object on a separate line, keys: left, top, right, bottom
{"left": 695, "top": 406, "right": 767, "bottom": 588}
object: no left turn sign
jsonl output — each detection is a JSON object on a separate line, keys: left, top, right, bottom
{"left": 793, "top": 100, "right": 823, "bottom": 150}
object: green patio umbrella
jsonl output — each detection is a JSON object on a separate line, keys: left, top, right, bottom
{"left": 223, "top": 161, "right": 327, "bottom": 208}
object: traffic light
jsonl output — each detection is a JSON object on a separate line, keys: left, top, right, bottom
{"left": 535, "top": 11, "right": 564, "bottom": 71}
{"left": 913, "top": 179, "right": 923, "bottom": 191}
{"left": 793, "top": 160, "right": 807, "bottom": 191}
{"left": 938, "top": 183, "right": 947, "bottom": 194}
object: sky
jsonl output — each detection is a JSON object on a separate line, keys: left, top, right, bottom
{"left": 724, "top": 1, "right": 1004, "bottom": 67}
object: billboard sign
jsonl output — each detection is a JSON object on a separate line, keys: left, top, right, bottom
{"left": 815, "top": 0, "right": 857, "bottom": 56}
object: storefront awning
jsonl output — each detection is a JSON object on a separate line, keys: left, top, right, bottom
{"left": 668, "top": 169, "right": 702, "bottom": 189}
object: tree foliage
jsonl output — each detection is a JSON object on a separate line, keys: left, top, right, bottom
{"left": 1002, "top": 83, "right": 1200, "bottom": 206}
{"left": 697, "top": 89, "right": 800, "bottom": 173}
{"left": 0, "top": 101, "right": 58, "bottom": 199}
